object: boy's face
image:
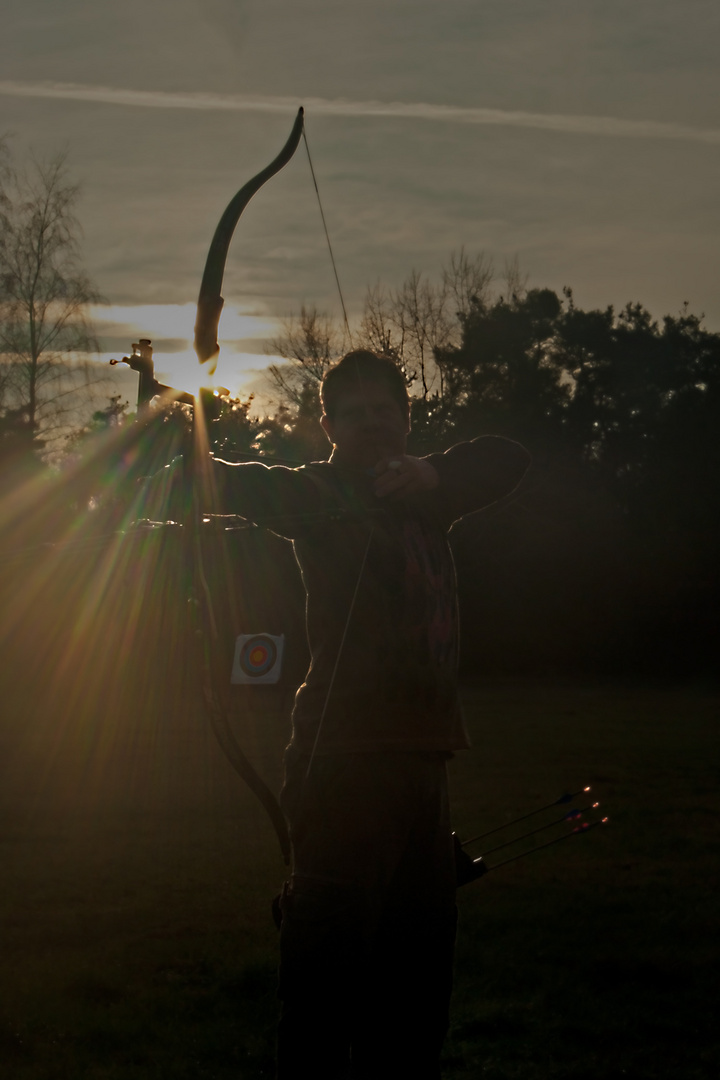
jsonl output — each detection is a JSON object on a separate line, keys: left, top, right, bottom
{"left": 321, "top": 380, "right": 410, "bottom": 470}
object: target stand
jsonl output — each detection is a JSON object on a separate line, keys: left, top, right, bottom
{"left": 230, "top": 633, "right": 285, "bottom": 685}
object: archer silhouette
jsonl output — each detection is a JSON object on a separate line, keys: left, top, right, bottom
{"left": 213, "top": 349, "right": 530, "bottom": 1080}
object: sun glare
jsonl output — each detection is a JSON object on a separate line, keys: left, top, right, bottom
{"left": 95, "top": 302, "right": 279, "bottom": 401}
{"left": 154, "top": 348, "right": 220, "bottom": 401}
{"left": 0, "top": 383, "right": 224, "bottom": 810}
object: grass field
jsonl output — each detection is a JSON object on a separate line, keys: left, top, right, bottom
{"left": 1, "top": 680, "right": 718, "bottom": 1078}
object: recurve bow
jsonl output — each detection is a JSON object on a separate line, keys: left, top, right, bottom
{"left": 190, "top": 108, "right": 305, "bottom": 865}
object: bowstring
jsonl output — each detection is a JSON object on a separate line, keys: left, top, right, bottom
{"left": 302, "top": 123, "right": 353, "bottom": 348}
{"left": 303, "top": 522, "right": 375, "bottom": 784}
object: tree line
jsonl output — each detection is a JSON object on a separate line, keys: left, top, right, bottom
{"left": 1, "top": 148, "right": 717, "bottom": 680}
{"left": 194, "top": 265, "right": 719, "bottom": 680}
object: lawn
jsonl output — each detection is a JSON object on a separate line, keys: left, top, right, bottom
{"left": 1, "top": 680, "right": 718, "bottom": 1078}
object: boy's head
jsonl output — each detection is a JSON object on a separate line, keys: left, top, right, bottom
{"left": 320, "top": 351, "right": 410, "bottom": 468}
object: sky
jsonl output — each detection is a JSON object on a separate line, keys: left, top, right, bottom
{"left": 2, "top": 0, "right": 719, "bottom": 408}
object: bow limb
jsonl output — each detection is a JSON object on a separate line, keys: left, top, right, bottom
{"left": 203, "top": 679, "right": 291, "bottom": 864}
{"left": 190, "top": 492, "right": 291, "bottom": 865}
{"left": 190, "top": 112, "right": 305, "bottom": 866}
{"left": 194, "top": 106, "right": 305, "bottom": 372}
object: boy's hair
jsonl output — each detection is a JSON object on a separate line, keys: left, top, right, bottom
{"left": 320, "top": 350, "right": 409, "bottom": 420}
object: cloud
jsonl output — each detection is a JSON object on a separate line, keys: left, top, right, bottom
{"left": 91, "top": 303, "right": 276, "bottom": 348}
{"left": 2, "top": 79, "right": 720, "bottom": 146}
{"left": 89, "top": 303, "right": 283, "bottom": 399}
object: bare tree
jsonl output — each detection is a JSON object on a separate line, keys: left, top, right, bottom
{"left": 265, "top": 251, "right": 520, "bottom": 411}
{"left": 359, "top": 282, "right": 400, "bottom": 360}
{"left": 500, "top": 254, "right": 529, "bottom": 304}
{"left": 359, "top": 251, "right": 497, "bottom": 400}
{"left": 265, "top": 304, "right": 341, "bottom": 408}
{"left": 359, "top": 272, "right": 448, "bottom": 398}
{"left": 442, "top": 248, "right": 494, "bottom": 322}
{"left": 0, "top": 149, "right": 103, "bottom": 457}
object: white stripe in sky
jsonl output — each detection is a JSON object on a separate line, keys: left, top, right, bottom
{"left": 2, "top": 80, "right": 720, "bottom": 146}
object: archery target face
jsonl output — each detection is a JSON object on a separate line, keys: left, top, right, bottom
{"left": 231, "top": 634, "right": 284, "bottom": 684}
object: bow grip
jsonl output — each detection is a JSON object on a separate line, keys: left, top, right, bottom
{"left": 194, "top": 293, "right": 225, "bottom": 371}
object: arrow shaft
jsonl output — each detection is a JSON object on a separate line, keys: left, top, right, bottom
{"left": 461, "top": 786, "right": 590, "bottom": 848}
{"left": 486, "top": 819, "right": 605, "bottom": 872}
{"left": 480, "top": 803, "right": 595, "bottom": 857}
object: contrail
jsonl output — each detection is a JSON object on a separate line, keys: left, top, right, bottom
{"left": 2, "top": 79, "right": 719, "bottom": 146}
